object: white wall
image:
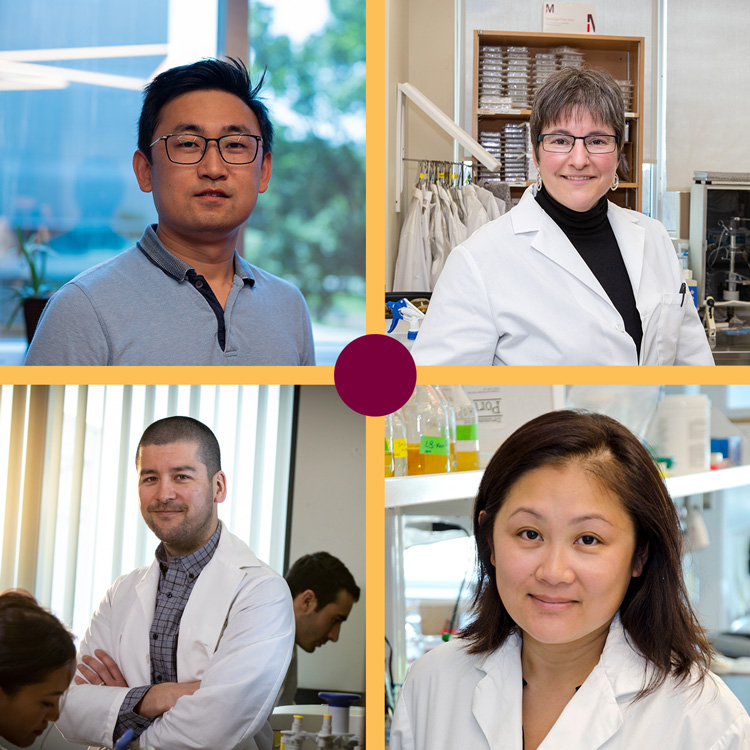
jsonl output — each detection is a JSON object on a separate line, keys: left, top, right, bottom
{"left": 287, "top": 386, "right": 366, "bottom": 694}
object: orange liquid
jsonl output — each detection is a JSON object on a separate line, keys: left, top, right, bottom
{"left": 457, "top": 450, "right": 480, "bottom": 472}
{"left": 450, "top": 441, "right": 457, "bottom": 472}
{"left": 407, "top": 443, "right": 450, "bottom": 475}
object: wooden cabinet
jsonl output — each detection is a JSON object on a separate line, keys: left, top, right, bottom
{"left": 473, "top": 30, "right": 644, "bottom": 211}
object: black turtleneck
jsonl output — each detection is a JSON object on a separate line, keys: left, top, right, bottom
{"left": 535, "top": 185, "right": 642, "bottom": 360}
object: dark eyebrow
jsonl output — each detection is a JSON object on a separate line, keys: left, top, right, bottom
{"left": 508, "top": 507, "right": 613, "bottom": 526}
{"left": 170, "top": 123, "right": 251, "bottom": 135}
{"left": 139, "top": 465, "right": 198, "bottom": 475}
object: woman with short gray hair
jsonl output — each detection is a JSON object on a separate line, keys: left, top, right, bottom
{"left": 411, "top": 67, "right": 713, "bottom": 366}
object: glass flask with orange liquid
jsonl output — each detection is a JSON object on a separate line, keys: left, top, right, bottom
{"left": 401, "top": 385, "right": 451, "bottom": 475}
{"left": 439, "top": 385, "right": 480, "bottom": 471}
{"left": 385, "top": 410, "right": 408, "bottom": 477}
{"left": 433, "top": 385, "right": 457, "bottom": 472}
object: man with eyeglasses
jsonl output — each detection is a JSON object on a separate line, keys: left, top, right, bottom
{"left": 25, "top": 58, "right": 315, "bottom": 366}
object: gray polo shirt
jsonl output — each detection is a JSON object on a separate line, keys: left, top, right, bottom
{"left": 24, "top": 225, "right": 315, "bottom": 365}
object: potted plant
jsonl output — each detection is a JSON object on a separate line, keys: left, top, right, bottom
{"left": 6, "top": 226, "right": 57, "bottom": 343}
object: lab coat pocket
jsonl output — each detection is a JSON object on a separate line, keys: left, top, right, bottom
{"left": 642, "top": 292, "right": 688, "bottom": 365}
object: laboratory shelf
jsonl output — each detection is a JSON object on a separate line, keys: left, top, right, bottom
{"left": 666, "top": 464, "right": 750, "bottom": 498}
{"left": 385, "top": 464, "right": 750, "bottom": 514}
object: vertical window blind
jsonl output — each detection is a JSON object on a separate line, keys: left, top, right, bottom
{"left": 0, "top": 384, "right": 294, "bottom": 638}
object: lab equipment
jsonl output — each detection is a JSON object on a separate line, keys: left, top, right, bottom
{"left": 385, "top": 411, "right": 408, "bottom": 478}
{"left": 437, "top": 386, "right": 480, "bottom": 471}
{"left": 690, "top": 175, "right": 750, "bottom": 357}
{"left": 649, "top": 394, "right": 711, "bottom": 475}
{"left": 400, "top": 386, "right": 451, "bottom": 475}
{"left": 275, "top": 704, "right": 363, "bottom": 749}
{"left": 386, "top": 298, "right": 425, "bottom": 341}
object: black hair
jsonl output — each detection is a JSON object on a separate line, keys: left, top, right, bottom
{"left": 137, "top": 57, "right": 273, "bottom": 160}
{"left": 136, "top": 416, "right": 221, "bottom": 479}
{"left": 285, "top": 552, "right": 360, "bottom": 610}
{"left": 462, "top": 410, "right": 712, "bottom": 699}
{"left": 0, "top": 592, "right": 76, "bottom": 695}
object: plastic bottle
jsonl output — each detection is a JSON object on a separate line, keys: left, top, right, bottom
{"left": 385, "top": 410, "right": 408, "bottom": 477}
{"left": 439, "top": 385, "right": 480, "bottom": 471}
{"left": 400, "top": 385, "right": 451, "bottom": 475}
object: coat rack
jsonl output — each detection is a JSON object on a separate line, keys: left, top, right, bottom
{"left": 395, "top": 81, "right": 501, "bottom": 211}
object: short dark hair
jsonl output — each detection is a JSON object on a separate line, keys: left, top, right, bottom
{"left": 462, "top": 410, "right": 712, "bottom": 699}
{"left": 137, "top": 57, "right": 274, "bottom": 160}
{"left": 530, "top": 67, "right": 625, "bottom": 160}
{"left": 286, "top": 552, "right": 360, "bottom": 610}
{"left": 0, "top": 592, "right": 76, "bottom": 695}
{"left": 136, "top": 416, "right": 221, "bottom": 479}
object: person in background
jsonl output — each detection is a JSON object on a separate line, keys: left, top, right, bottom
{"left": 0, "top": 591, "right": 76, "bottom": 748}
{"left": 277, "top": 552, "right": 360, "bottom": 705}
{"left": 25, "top": 58, "right": 314, "bottom": 366}
{"left": 411, "top": 67, "right": 713, "bottom": 366}
{"left": 56, "top": 416, "right": 294, "bottom": 750}
{"left": 391, "top": 410, "right": 749, "bottom": 749}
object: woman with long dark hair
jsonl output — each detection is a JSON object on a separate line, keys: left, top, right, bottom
{"left": 391, "top": 411, "right": 749, "bottom": 749}
{"left": 0, "top": 591, "right": 76, "bottom": 748}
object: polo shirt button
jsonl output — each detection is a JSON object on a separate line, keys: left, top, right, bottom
{"left": 152, "top": 633, "right": 159, "bottom": 640}
{"left": 195, "top": 280, "right": 204, "bottom": 288}
{"left": 166, "top": 592, "right": 172, "bottom": 598}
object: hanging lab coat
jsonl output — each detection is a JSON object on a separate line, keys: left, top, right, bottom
{"left": 56, "top": 527, "right": 294, "bottom": 750}
{"left": 390, "top": 618, "right": 750, "bottom": 750}
{"left": 393, "top": 186, "right": 432, "bottom": 291}
{"left": 411, "top": 186, "right": 714, "bottom": 365}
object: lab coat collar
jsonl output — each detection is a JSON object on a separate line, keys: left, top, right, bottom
{"left": 510, "top": 186, "right": 646, "bottom": 307}
{"left": 471, "top": 616, "right": 648, "bottom": 749}
{"left": 130, "top": 526, "right": 265, "bottom": 683}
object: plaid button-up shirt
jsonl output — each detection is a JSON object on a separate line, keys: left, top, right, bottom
{"left": 114, "top": 523, "right": 221, "bottom": 744}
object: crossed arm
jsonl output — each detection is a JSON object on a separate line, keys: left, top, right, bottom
{"left": 75, "top": 650, "right": 199, "bottom": 718}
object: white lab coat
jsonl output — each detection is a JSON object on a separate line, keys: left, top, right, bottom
{"left": 390, "top": 618, "right": 750, "bottom": 749}
{"left": 56, "top": 527, "right": 294, "bottom": 750}
{"left": 411, "top": 186, "right": 715, "bottom": 365}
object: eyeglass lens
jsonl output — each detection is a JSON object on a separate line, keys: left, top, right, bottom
{"left": 541, "top": 134, "right": 617, "bottom": 154}
{"left": 165, "top": 134, "right": 260, "bottom": 164}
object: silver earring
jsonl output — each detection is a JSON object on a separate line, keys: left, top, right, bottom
{"left": 536, "top": 173, "right": 542, "bottom": 191}
{"left": 610, "top": 174, "right": 619, "bottom": 191}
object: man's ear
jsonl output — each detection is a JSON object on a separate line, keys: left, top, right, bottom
{"left": 133, "top": 150, "right": 153, "bottom": 194}
{"left": 294, "top": 588, "right": 317, "bottom": 614}
{"left": 258, "top": 152, "right": 272, "bottom": 193}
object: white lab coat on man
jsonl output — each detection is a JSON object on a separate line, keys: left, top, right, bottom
{"left": 56, "top": 526, "right": 294, "bottom": 750}
{"left": 390, "top": 617, "right": 750, "bottom": 749}
{"left": 411, "top": 186, "right": 714, "bottom": 365}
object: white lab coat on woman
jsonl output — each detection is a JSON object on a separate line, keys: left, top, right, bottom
{"left": 411, "top": 186, "right": 714, "bottom": 365}
{"left": 390, "top": 617, "right": 750, "bottom": 750}
{"left": 56, "top": 526, "right": 294, "bottom": 750}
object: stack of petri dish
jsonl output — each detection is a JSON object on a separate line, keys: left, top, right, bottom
{"left": 615, "top": 80, "right": 634, "bottom": 112}
{"left": 504, "top": 46, "right": 531, "bottom": 109}
{"left": 477, "top": 45, "right": 512, "bottom": 112}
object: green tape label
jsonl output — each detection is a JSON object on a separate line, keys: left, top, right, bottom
{"left": 419, "top": 435, "right": 449, "bottom": 455}
{"left": 456, "top": 424, "right": 478, "bottom": 440}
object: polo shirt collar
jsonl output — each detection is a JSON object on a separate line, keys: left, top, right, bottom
{"left": 137, "top": 224, "right": 256, "bottom": 288}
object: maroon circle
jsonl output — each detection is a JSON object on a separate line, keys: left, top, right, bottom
{"left": 334, "top": 334, "right": 417, "bottom": 416}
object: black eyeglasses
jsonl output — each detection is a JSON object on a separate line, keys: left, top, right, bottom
{"left": 538, "top": 133, "right": 619, "bottom": 154}
{"left": 149, "top": 133, "right": 263, "bottom": 164}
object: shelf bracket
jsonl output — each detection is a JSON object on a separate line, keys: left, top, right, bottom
{"left": 396, "top": 81, "right": 502, "bottom": 212}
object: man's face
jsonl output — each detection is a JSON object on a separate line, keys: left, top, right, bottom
{"left": 294, "top": 589, "right": 355, "bottom": 653}
{"left": 137, "top": 440, "right": 225, "bottom": 557}
{"left": 133, "top": 88, "right": 272, "bottom": 246}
